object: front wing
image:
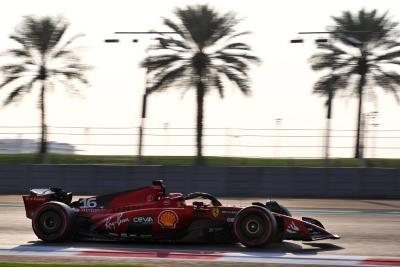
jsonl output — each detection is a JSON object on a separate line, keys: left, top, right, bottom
{"left": 277, "top": 214, "right": 340, "bottom": 241}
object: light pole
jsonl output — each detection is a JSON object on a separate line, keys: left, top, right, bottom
{"left": 291, "top": 31, "right": 362, "bottom": 166}
{"left": 163, "top": 122, "right": 170, "bottom": 156}
{"left": 274, "top": 118, "right": 282, "bottom": 158}
{"left": 105, "top": 31, "right": 177, "bottom": 164}
{"left": 366, "top": 111, "right": 378, "bottom": 158}
{"left": 225, "top": 128, "right": 232, "bottom": 158}
{"left": 137, "top": 70, "right": 149, "bottom": 163}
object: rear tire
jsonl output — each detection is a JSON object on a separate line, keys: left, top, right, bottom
{"left": 32, "top": 201, "right": 75, "bottom": 242}
{"left": 233, "top": 206, "right": 277, "bottom": 248}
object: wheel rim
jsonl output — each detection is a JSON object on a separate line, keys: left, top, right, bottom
{"left": 38, "top": 210, "right": 63, "bottom": 235}
{"left": 240, "top": 214, "right": 266, "bottom": 239}
{"left": 245, "top": 219, "right": 261, "bottom": 234}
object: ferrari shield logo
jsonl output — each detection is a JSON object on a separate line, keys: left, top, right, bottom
{"left": 212, "top": 208, "right": 220, "bottom": 218}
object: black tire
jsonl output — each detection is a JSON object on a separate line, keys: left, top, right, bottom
{"left": 265, "top": 202, "right": 291, "bottom": 243}
{"left": 233, "top": 206, "right": 277, "bottom": 248}
{"left": 32, "top": 201, "right": 75, "bottom": 242}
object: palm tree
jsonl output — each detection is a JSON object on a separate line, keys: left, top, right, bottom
{"left": 141, "top": 5, "right": 260, "bottom": 164}
{"left": 310, "top": 9, "right": 400, "bottom": 159}
{"left": 0, "top": 16, "right": 90, "bottom": 158}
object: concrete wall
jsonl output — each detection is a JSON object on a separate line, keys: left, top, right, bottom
{"left": 0, "top": 165, "right": 399, "bottom": 198}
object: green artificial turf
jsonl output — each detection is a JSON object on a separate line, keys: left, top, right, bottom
{"left": 0, "top": 153, "right": 399, "bottom": 167}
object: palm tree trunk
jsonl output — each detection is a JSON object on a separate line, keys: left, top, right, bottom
{"left": 355, "top": 74, "right": 366, "bottom": 159}
{"left": 196, "top": 81, "right": 205, "bottom": 165}
{"left": 39, "top": 83, "right": 48, "bottom": 158}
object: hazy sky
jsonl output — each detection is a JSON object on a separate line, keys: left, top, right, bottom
{"left": 0, "top": 0, "right": 399, "bottom": 157}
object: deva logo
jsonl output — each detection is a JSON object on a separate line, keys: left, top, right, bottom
{"left": 133, "top": 216, "right": 153, "bottom": 224}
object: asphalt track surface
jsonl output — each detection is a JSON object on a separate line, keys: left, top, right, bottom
{"left": 0, "top": 196, "right": 399, "bottom": 266}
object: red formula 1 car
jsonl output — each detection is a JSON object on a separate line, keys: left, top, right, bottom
{"left": 22, "top": 180, "right": 339, "bottom": 248}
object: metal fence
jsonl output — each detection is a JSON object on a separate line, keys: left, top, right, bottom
{"left": 0, "top": 126, "right": 399, "bottom": 158}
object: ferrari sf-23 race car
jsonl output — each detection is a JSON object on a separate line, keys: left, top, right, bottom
{"left": 23, "top": 180, "right": 339, "bottom": 248}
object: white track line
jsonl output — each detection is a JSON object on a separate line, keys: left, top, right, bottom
{"left": 0, "top": 245, "right": 399, "bottom": 266}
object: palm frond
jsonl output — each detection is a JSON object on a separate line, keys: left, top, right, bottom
{"left": 235, "top": 53, "right": 261, "bottom": 63}
{"left": 175, "top": 5, "right": 238, "bottom": 49}
{"left": 372, "top": 71, "right": 400, "bottom": 102}
{"left": 40, "top": 17, "right": 68, "bottom": 54}
{"left": 52, "top": 49, "right": 74, "bottom": 59}
{"left": 219, "top": 42, "right": 252, "bottom": 53}
{"left": 207, "top": 12, "right": 239, "bottom": 46}
{"left": 225, "top": 31, "right": 251, "bottom": 42}
{"left": 52, "top": 68, "right": 90, "bottom": 85}
{"left": 313, "top": 74, "right": 349, "bottom": 97}
{"left": 0, "top": 64, "right": 29, "bottom": 75}
{"left": 141, "top": 54, "right": 185, "bottom": 71}
{"left": 316, "top": 43, "right": 350, "bottom": 56}
{"left": 310, "top": 53, "right": 357, "bottom": 71}
{"left": 2, "top": 78, "right": 36, "bottom": 106}
{"left": 1, "top": 48, "right": 31, "bottom": 58}
{"left": 63, "top": 62, "right": 92, "bottom": 72}
{"left": 380, "top": 59, "right": 400, "bottom": 66}
{"left": 148, "top": 65, "right": 188, "bottom": 93}
{"left": 163, "top": 18, "right": 191, "bottom": 41}
{"left": 217, "top": 67, "right": 250, "bottom": 95}
{"left": 0, "top": 76, "right": 21, "bottom": 89}
{"left": 215, "top": 51, "right": 260, "bottom": 65}
{"left": 213, "top": 53, "right": 248, "bottom": 69}
{"left": 374, "top": 50, "right": 400, "bottom": 61}
{"left": 380, "top": 40, "right": 400, "bottom": 50}
{"left": 331, "top": 9, "right": 398, "bottom": 48}
{"left": 142, "top": 4, "right": 258, "bottom": 100}
{"left": 211, "top": 73, "right": 224, "bottom": 98}
{"left": 9, "top": 34, "right": 32, "bottom": 53}
{"left": 56, "top": 34, "right": 84, "bottom": 52}
{"left": 50, "top": 75, "right": 83, "bottom": 97}
{"left": 149, "top": 37, "right": 191, "bottom": 52}
{"left": 2, "top": 85, "right": 25, "bottom": 106}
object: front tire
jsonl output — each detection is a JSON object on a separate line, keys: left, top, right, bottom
{"left": 32, "top": 201, "right": 75, "bottom": 242}
{"left": 233, "top": 206, "right": 277, "bottom": 248}
{"left": 265, "top": 201, "right": 291, "bottom": 242}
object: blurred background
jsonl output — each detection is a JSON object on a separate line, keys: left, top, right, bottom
{"left": 0, "top": 124, "right": 398, "bottom": 158}
{"left": 0, "top": 0, "right": 399, "bottom": 166}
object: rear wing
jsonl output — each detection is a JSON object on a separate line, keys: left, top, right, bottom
{"left": 22, "top": 195, "right": 51, "bottom": 219}
{"left": 22, "top": 188, "right": 72, "bottom": 219}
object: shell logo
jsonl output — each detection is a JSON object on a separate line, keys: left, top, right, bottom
{"left": 158, "top": 210, "right": 178, "bottom": 228}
